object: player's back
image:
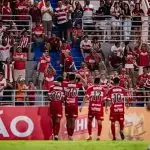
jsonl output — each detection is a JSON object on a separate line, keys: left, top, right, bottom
{"left": 49, "top": 84, "right": 64, "bottom": 102}
{"left": 107, "top": 85, "right": 127, "bottom": 104}
{"left": 88, "top": 85, "right": 106, "bottom": 102}
{"left": 63, "top": 81, "right": 82, "bottom": 105}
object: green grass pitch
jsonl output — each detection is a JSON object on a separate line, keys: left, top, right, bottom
{"left": 0, "top": 141, "right": 149, "bottom": 150}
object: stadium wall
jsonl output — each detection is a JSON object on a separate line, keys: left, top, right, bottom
{"left": 0, "top": 107, "right": 149, "bottom": 140}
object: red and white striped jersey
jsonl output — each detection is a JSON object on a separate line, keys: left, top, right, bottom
{"left": 3, "top": 62, "right": 14, "bottom": 83}
{"left": 55, "top": 5, "right": 68, "bottom": 24}
{"left": 19, "top": 36, "right": 29, "bottom": 48}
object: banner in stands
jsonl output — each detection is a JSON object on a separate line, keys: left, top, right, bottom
{"left": 0, "top": 107, "right": 150, "bottom": 140}
{"left": 0, "top": 107, "right": 52, "bottom": 140}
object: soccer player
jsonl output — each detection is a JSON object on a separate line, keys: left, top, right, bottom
{"left": 80, "top": 78, "right": 106, "bottom": 140}
{"left": 107, "top": 77, "right": 128, "bottom": 140}
{"left": 63, "top": 73, "right": 86, "bottom": 140}
{"left": 48, "top": 76, "right": 64, "bottom": 140}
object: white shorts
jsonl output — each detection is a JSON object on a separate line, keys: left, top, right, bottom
{"left": 125, "top": 64, "right": 134, "bottom": 69}
{"left": 38, "top": 72, "right": 44, "bottom": 81}
{"left": 14, "top": 69, "right": 26, "bottom": 81}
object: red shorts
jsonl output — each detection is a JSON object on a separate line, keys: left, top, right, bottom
{"left": 88, "top": 112, "right": 104, "bottom": 120}
{"left": 88, "top": 107, "right": 104, "bottom": 120}
{"left": 65, "top": 105, "right": 78, "bottom": 118}
{"left": 50, "top": 102, "right": 63, "bottom": 118}
{"left": 110, "top": 112, "right": 124, "bottom": 122}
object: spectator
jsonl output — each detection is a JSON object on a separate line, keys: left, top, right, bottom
{"left": 0, "top": 35, "right": 11, "bottom": 62}
{"left": 37, "top": 50, "right": 51, "bottom": 89}
{"left": 85, "top": 51, "right": 99, "bottom": 72}
{"left": 0, "top": 72, "right": 7, "bottom": 104}
{"left": 110, "top": 2, "right": 122, "bottom": 38}
{"left": 122, "top": 3, "right": 132, "bottom": 40}
{"left": 43, "top": 66, "right": 56, "bottom": 90}
{"left": 29, "top": 1, "right": 41, "bottom": 26}
{"left": 124, "top": 50, "right": 136, "bottom": 74}
{"left": 13, "top": 46, "right": 27, "bottom": 81}
{"left": 128, "top": 0, "right": 135, "bottom": 12}
{"left": 100, "top": 72, "right": 108, "bottom": 88}
{"left": 80, "top": 35, "right": 92, "bottom": 57}
{"left": 2, "top": 1, "right": 11, "bottom": 21}
{"left": 65, "top": 0, "right": 73, "bottom": 41}
{"left": 73, "top": 2, "right": 83, "bottom": 27}
{"left": 102, "top": 0, "right": 112, "bottom": 40}
{"left": 38, "top": 0, "right": 45, "bottom": 10}
{"left": 60, "top": 40, "right": 71, "bottom": 68}
{"left": 108, "top": 51, "right": 123, "bottom": 72}
{"left": 32, "top": 22, "right": 44, "bottom": 42}
{"left": 132, "top": 3, "right": 144, "bottom": 38}
{"left": 95, "top": 1, "right": 106, "bottom": 40}
{"left": 72, "top": 24, "right": 83, "bottom": 45}
{"left": 63, "top": 51, "right": 74, "bottom": 72}
{"left": 83, "top": 0, "right": 94, "bottom": 31}
{"left": 15, "top": 77, "right": 28, "bottom": 106}
{"left": 19, "top": 30, "right": 30, "bottom": 52}
{"left": 48, "top": 33, "right": 62, "bottom": 51}
{"left": 8, "top": 22, "right": 18, "bottom": 38}
{"left": 91, "top": 36, "right": 101, "bottom": 53}
{"left": 138, "top": 43, "right": 149, "bottom": 67}
{"left": 60, "top": 40, "right": 72, "bottom": 71}
{"left": 15, "top": 0, "right": 29, "bottom": 29}
{"left": 27, "top": 80, "right": 36, "bottom": 105}
{"left": 111, "top": 41, "right": 123, "bottom": 58}
{"left": 55, "top": 0, "right": 68, "bottom": 40}
{"left": 77, "top": 62, "right": 90, "bottom": 80}
{"left": 41, "top": 1, "right": 53, "bottom": 37}
{"left": 3, "top": 57, "right": 14, "bottom": 83}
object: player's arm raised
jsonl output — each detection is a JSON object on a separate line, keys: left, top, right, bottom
{"left": 76, "top": 73, "right": 87, "bottom": 87}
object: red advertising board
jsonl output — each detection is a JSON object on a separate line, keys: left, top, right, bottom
{"left": 0, "top": 107, "right": 150, "bottom": 140}
{"left": 0, "top": 107, "right": 52, "bottom": 140}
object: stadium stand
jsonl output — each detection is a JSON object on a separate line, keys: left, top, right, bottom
{"left": 0, "top": 0, "right": 150, "bottom": 107}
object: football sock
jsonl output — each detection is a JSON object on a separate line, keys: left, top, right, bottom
{"left": 54, "top": 122, "right": 60, "bottom": 136}
{"left": 70, "top": 123, "right": 75, "bottom": 136}
{"left": 111, "top": 122, "right": 116, "bottom": 139}
{"left": 119, "top": 120, "right": 124, "bottom": 131}
{"left": 52, "top": 120, "right": 55, "bottom": 136}
{"left": 88, "top": 121, "right": 92, "bottom": 135}
{"left": 97, "top": 124, "right": 102, "bottom": 136}
{"left": 66, "top": 122, "right": 71, "bottom": 136}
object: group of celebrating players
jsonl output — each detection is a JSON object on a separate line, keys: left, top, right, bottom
{"left": 48, "top": 70, "right": 129, "bottom": 141}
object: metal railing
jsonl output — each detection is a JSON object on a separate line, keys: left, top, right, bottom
{"left": 0, "top": 89, "right": 149, "bottom": 107}
{"left": 81, "top": 15, "right": 150, "bottom": 43}
{"left": 0, "top": 15, "right": 32, "bottom": 33}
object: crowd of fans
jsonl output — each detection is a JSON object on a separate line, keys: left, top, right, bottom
{"left": 0, "top": 0, "right": 150, "bottom": 106}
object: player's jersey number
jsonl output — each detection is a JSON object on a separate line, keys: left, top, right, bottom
{"left": 49, "top": 91, "right": 63, "bottom": 101}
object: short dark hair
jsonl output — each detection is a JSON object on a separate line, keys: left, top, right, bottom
{"left": 56, "top": 76, "right": 63, "bottom": 82}
{"left": 115, "top": 41, "right": 120, "bottom": 46}
{"left": 28, "top": 80, "right": 33, "bottom": 83}
{"left": 68, "top": 73, "right": 76, "bottom": 81}
{"left": 94, "top": 78, "right": 100, "bottom": 84}
{"left": 113, "top": 77, "right": 120, "bottom": 84}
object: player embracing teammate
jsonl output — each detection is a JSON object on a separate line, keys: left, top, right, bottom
{"left": 49, "top": 73, "right": 128, "bottom": 141}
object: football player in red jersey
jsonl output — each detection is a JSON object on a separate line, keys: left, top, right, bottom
{"left": 80, "top": 78, "right": 106, "bottom": 140}
{"left": 107, "top": 77, "right": 128, "bottom": 140}
{"left": 63, "top": 73, "right": 86, "bottom": 140}
{"left": 48, "top": 76, "right": 64, "bottom": 140}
